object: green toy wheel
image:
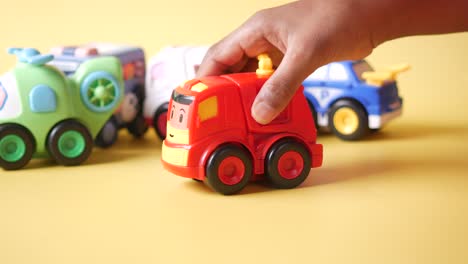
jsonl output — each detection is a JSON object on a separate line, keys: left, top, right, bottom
{"left": 81, "top": 72, "right": 121, "bottom": 113}
{"left": 0, "top": 135, "right": 26, "bottom": 162}
{"left": 58, "top": 131, "right": 86, "bottom": 158}
{"left": 0, "top": 124, "right": 35, "bottom": 170}
{"left": 47, "top": 120, "right": 93, "bottom": 166}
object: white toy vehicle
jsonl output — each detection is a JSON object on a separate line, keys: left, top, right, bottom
{"left": 144, "top": 46, "right": 208, "bottom": 140}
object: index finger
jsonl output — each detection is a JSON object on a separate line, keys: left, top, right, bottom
{"left": 196, "top": 34, "right": 246, "bottom": 77}
{"left": 196, "top": 16, "right": 276, "bottom": 77}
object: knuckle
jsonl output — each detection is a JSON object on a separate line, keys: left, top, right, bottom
{"left": 287, "top": 48, "right": 307, "bottom": 62}
{"left": 248, "top": 9, "right": 271, "bottom": 28}
{"left": 206, "top": 43, "right": 221, "bottom": 59}
{"left": 292, "top": 36, "right": 329, "bottom": 67}
{"left": 251, "top": 9, "right": 267, "bottom": 20}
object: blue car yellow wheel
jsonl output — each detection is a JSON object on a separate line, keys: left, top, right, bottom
{"left": 329, "top": 100, "right": 369, "bottom": 141}
{"left": 81, "top": 72, "right": 121, "bottom": 113}
{"left": 333, "top": 107, "right": 360, "bottom": 135}
{"left": 0, "top": 124, "right": 35, "bottom": 170}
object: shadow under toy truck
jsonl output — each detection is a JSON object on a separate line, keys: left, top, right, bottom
{"left": 49, "top": 43, "right": 147, "bottom": 147}
{"left": 161, "top": 54, "right": 323, "bottom": 195}
{"left": 0, "top": 48, "right": 124, "bottom": 170}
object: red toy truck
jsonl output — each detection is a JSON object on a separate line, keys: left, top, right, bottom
{"left": 162, "top": 55, "right": 323, "bottom": 195}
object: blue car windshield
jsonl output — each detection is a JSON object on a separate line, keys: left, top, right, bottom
{"left": 352, "top": 61, "right": 374, "bottom": 82}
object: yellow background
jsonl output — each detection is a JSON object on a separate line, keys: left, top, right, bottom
{"left": 1, "top": 0, "right": 468, "bottom": 263}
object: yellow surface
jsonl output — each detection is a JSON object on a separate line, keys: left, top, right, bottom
{"left": 1, "top": 0, "right": 468, "bottom": 263}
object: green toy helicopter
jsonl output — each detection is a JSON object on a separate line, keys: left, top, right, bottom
{"left": 0, "top": 47, "right": 124, "bottom": 170}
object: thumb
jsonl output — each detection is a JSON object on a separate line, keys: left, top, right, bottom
{"left": 251, "top": 51, "right": 314, "bottom": 124}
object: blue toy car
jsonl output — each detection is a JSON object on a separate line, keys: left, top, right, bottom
{"left": 303, "top": 60, "right": 409, "bottom": 140}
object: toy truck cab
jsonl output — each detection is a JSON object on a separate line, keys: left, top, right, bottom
{"left": 162, "top": 55, "right": 323, "bottom": 195}
{"left": 49, "top": 43, "right": 147, "bottom": 147}
{"left": 303, "top": 60, "right": 409, "bottom": 140}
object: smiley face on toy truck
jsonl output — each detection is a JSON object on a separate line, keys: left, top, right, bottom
{"left": 0, "top": 48, "right": 123, "bottom": 170}
{"left": 162, "top": 54, "right": 323, "bottom": 195}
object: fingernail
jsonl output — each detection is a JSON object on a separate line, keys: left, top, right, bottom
{"left": 252, "top": 100, "right": 274, "bottom": 125}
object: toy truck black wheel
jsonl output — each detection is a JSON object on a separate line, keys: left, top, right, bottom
{"left": 205, "top": 144, "right": 253, "bottom": 195}
{"left": 47, "top": 120, "right": 93, "bottom": 166}
{"left": 265, "top": 138, "right": 311, "bottom": 189}
{"left": 127, "top": 114, "right": 148, "bottom": 138}
{"left": 95, "top": 116, "right": 119, "bottom": 148}
{"left": 328, "top": 100, "right": 369, "bottom": 141}
{"left": 153, "top": 103, "right": 168, "bottom": 140}
{"left": 0, "top": 124, "right": 35, "bottom": 170}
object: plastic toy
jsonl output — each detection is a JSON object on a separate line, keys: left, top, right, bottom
{"left": 0, "top": 47, "right": 123, "bottom": 170}
{"left": 161, "top": 54, "right": 323, "bottom": 195}
{"left": 144, "top": 46, "right": 208, "bottom": 140}
{"left": 49, "top": 43, "right": 147, "bottom": 147}
{"left": 303, "top": 60, "right": 409, "bottom": 140}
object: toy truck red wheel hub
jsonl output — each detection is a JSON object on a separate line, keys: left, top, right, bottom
{"left": 217, "top": 156, "right": 245, "bottom": 185}
{"left": 277, "top": 151, "right": 304, "bottom": 180}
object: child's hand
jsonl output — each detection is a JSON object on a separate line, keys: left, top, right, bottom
{"left": 196, "top": 0, "right": 468, "bottom": 124}
{"left": 196, "top": 0, "right": 375, "bottom": 124}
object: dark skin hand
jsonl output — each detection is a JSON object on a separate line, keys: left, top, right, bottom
{"left": 196, "top": 0, "right": 468, "bottom": 124}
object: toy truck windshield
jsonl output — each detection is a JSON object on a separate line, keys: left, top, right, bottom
{"left": 171, "top": 90, "right": 194, "bottom": 105}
